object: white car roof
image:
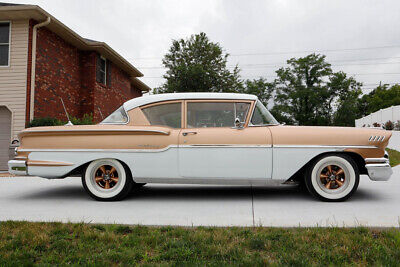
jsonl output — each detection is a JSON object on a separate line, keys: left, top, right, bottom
{"left": 123, "top": 92, "right": 258, "bottom": 111}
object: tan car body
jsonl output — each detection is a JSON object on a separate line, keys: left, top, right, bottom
{"left": 9, "top": 93, "right": 392, "bottom": 185}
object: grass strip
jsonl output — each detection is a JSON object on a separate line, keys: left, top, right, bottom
{"left": 387, "top": 148, "right": 400, "bottom": 167}
{"left": 0, "top": 221, "right": 400, "bottom": 265}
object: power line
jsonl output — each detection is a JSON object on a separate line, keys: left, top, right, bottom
{"left": 144, "top": 73, "right": 400, "bottom": 79}
{"left": 138, "top": 61, "right": 400, "bottom": 70}
{"left": 352, "top": 72, "right": 400, "bottom": 76}
{"left": 128, "top": 44, "right": 400, "bottom": 60}
{"left": 228, "top": 44, "right": 400, "bottom": 57}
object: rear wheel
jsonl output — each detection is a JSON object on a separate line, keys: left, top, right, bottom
{"left": 82, "top": 159, "right": 133, "bottom": 201}
{"left": 305, "top": 154, "right": 359, "bottom": 202}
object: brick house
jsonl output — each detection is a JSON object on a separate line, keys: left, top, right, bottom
{"left": 0, "top": 3, "right": 151, "bottom": 170}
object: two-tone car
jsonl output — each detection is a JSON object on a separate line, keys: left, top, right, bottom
{"left": 9, "top": 93, "right": 393, "bottom": 201}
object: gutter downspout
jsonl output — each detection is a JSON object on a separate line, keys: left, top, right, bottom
{"left": 29, "top": 17, "right": 51, "bottom": 121}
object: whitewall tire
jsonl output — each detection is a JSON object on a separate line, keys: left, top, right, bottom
{"left": 82, "top": 159, "right": 133, "bottom": 201}
{"left": 305, "top": 154, "right": 359, "bottom": 202}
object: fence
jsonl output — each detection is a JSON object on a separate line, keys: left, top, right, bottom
{"left": 355, "top": 105, "right": 400, "bottom": 128}
{"left": 388, "top": 131, "right": 400, "bottom": 151}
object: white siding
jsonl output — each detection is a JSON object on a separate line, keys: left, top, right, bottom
{"left": 0, "top": 20, "right": 28, "bottom": 141}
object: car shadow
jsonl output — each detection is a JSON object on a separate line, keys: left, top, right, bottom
{"left": 128, "top": 184, "right": 313, "bottom": 202}
{"left": 128, "top": 185, "right": 253, "bottom": 201}
{"left": 16, "top": 183, "right": 382, "bottom": 202}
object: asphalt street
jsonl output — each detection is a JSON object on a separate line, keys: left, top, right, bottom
{"left": 0, "top": 166, "right": 398, "bottom": 227}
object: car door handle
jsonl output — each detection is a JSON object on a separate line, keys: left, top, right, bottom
{"left": 182, "top": 132, "right": 197, "bottom": 136}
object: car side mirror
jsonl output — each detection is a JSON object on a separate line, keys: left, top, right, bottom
{"left": 234, "top": 118, "right": 245, "bottom": 129}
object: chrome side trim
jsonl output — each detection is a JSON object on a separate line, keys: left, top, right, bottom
{"left": 248, "top": 124, "right": 280, "bottom": 127}
{"left": 180, "top": 144, "right": 272, "bottom": 148}
{"left": 20, "top": 144, "right": 375, "bottom": 153}
{"left": 27, "top": 160, "right": 75, "bottom": 167}
{"left": 20, "top": 144, "right": 273, "bottom": 153}
{"left": 273, "top": 145, "right": 378, "bottom": 149}
{"left": 19, "top": 146, "right": 177, "bottom": 153}
{"left": 24, "top": 129, "right": 170, "bottom": 135}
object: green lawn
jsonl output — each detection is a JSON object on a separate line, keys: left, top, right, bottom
{"left": 1, "top": 221, "right": 400, "bottom": 266}
{"left": 387, "top": 148, "right": 400, "bottom": 167}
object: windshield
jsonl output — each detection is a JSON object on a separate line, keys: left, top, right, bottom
{"left": 251, "top": 100, "right": 279, "bottom": 125}
{"left": 101, "top": 106, "right": 129, "bottom": 124}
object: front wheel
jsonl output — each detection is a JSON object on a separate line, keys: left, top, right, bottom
{"left": 82, "top": 159, "right": 133, "bottom": 201}
{"left": 305, "top": 154, "right": 359, "bottom": 202}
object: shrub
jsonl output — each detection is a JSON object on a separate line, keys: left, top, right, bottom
{"left": 29, "top": 114, "right": 94, "bottom": 127}
{"left": 385, "top": 120, "right": 394, "bottom": 130}
{"left": 395, "top": 121, "right": 400, "bottom": 131}
{"left": 373, "top": 122, "right": 381, "bottom": 128}
{"left": 70, "top": 114, "right": 94, "bottom": 125}
{"left": 29, "top": 117, "right": 63, "bottom": 127}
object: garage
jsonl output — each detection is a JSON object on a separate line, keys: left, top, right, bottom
{"left": 0, "top": 106, "right": 11, "bottom": 171}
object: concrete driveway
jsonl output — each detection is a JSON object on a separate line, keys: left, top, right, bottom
{"left": 0, "top": 166, "right": 399, "bottom": 227}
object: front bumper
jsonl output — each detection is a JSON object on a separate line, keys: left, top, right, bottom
{"left": 365, "top": 157, "right": 392, "bottom": 181}
{"left": 8, "top": 160, "right": 28, "bottom": 176}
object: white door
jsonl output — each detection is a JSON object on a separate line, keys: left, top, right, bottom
{"left": 178, "top": 101, "right": 273, "bottom": 179}
{"left": 0, "top": 106, "right": 11, "bottom": 171}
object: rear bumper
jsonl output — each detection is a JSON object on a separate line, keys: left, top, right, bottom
{"left": 8, "top": 160, "right": 28, "bottom": 176}
{"left": 365, "top": 157, "right": 392, "bottom": 181}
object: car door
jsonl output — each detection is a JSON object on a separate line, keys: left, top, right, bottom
{"left": 178, "top": 100, "right": 273, "bottom": 180}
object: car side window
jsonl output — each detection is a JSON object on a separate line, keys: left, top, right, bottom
{"left": 141, "top": 102, "right": 182, "bottom": 128}
{"left": 187, "top": 102, "right": 250, "bottom": 128}
{"left": 251, "top": 100, "right": 279, "bottom": 125}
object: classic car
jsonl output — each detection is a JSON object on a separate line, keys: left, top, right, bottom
{"left": 8, "top": 93, "right": 393, "bottom": 201}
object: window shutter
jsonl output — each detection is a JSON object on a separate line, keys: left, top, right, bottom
{"left": 96, "top": 54, "right": 101, "bottom": 83}
{"left": 106, "top": 61, "right": 112, "bottom": 87}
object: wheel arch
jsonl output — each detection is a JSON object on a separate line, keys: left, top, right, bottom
{"left": 288, "top": 151, "right": 366, "bottom": 183}
{"left": 63, "top": 157, "right": 136, "bottom": 181}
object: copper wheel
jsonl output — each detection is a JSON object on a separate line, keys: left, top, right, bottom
{"left": 94, "top": 165, "right": 119, "bottom": 189}
{"left": 319, "top": 164, "right": 345, "bottom": 190}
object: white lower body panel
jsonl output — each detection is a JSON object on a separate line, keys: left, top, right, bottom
{"left": 272, "top": 147, "right": 338, "bottom": 180}
{"left": 178, "top": 146, "right": 272, "bottom": 179}
{"left": 25, "top": 146, "right": 353, "bottom": 184}
{"left": 27, "top": 149, "right": 180, "bottom": 179}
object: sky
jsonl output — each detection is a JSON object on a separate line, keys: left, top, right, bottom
{"left": 5, "top": 0, "right": 400, "bottom": 93}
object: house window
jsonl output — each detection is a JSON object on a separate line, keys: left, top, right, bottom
{"left": 0, "top": 22, "right": 10, "bottom": 66}
{"left": 97, "top": 56, "right": 107, "bottom": 84}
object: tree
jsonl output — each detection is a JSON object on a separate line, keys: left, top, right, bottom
{"left": 330, "top": 72, "right": 363, "bottom": 126}
{"left": 237, "top": 78, "right": 274, "bottom": 107}
{"left": 358, "top": 84, "right": 400, "bottom": 116}
{"left": 272, "top": 54, "right": 362, "bottom": 126}
{"left": 155, "top": 32, "right": 242, "bottom": 93}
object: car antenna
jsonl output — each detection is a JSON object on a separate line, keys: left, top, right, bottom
{"left": 60, "top": 97, "right": 73, "bottom": 126}
{"left": 98, "top": 107, "right": 104, "bottom": 120}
